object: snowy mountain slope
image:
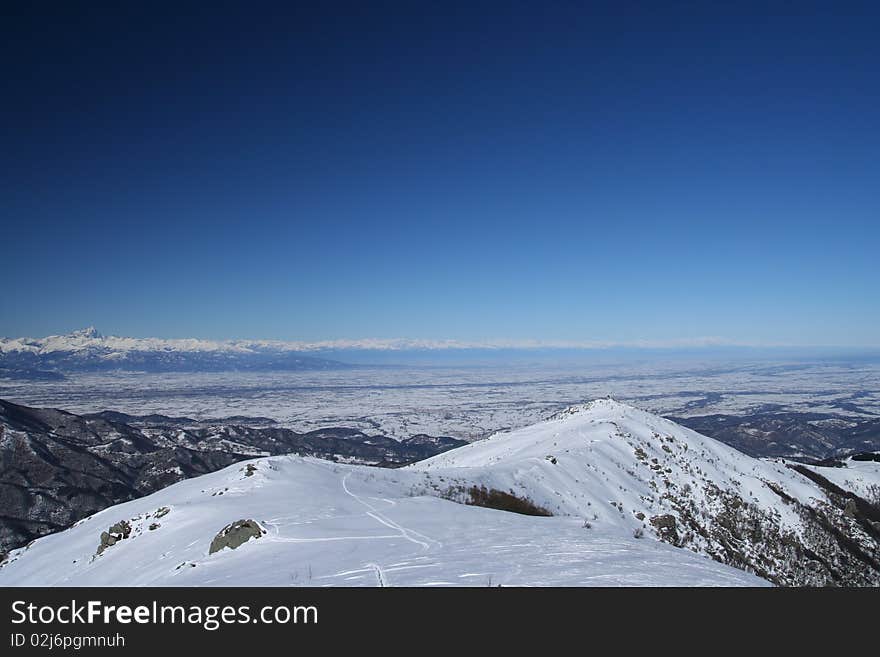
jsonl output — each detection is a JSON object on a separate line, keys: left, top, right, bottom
{"left": 411, "top": 399, "right": 880, "bottom": 585}
{"left": 801, "top": 457, "right": 880, "bottom": 505}
{"left": 0, "top": 455, "right": 765, "bottom": 587}
{"left": 413, "top": 399, "right": 823, "bottom": 522}
{"left": 2, "top": 400, "right": 877, "bottom": 586}
{"left": 0, "top": 399, "right": 464, "bottom": 552}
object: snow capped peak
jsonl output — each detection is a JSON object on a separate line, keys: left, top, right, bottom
{"left": 70, "top": 326, "right": 102, "bottom": 339}
{"left": 549, "top": 397, "right": 634, "bottom": 420}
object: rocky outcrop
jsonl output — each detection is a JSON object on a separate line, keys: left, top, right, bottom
{"left": 650, "top": 514, "right": 679, "bottom": 545}
{"left": 209, "top": 520, "right": 264, "bottom": 554}
{"left": 96, "top": 521, "right": 131, "bottom": 556}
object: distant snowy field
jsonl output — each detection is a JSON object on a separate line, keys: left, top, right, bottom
{"left": 1, "top": 360, "right": 878, "bottom": 440}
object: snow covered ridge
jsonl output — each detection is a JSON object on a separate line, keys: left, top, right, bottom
{"left": 413, "top": 399, "right": 880, "bottom": 585}
{"left": 1, "top": 400, "right": 877, "bottom": 587}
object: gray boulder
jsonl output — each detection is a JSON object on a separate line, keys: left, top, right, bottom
{"left": 209, "top": 519, "right": 264, "bottom": 554}
{"left": 96, "top": 520, "right": 132, "bottom": 556}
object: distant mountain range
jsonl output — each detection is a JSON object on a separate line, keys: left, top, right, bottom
{"left": 0, "top": 327, "right": 346, "bottom": 375}
{"left": 4, "top": 328, "right": 879, "bottom": 375}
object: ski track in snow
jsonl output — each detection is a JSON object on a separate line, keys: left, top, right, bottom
{"left": 368, "top": 563, "right": 388, "bottom": 587}
{"left": 341, "top": 472, "right": 436, "bottom": 551}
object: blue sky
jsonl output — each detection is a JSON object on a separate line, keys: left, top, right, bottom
{"left": 3, "top": 3, "right": 878, "bottom": 346}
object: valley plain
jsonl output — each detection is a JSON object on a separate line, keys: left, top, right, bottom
{"left": 3, "top": 358, "right": 878, "bottom": 458}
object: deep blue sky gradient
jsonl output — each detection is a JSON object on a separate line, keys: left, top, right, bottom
{"left": 3, "top": 2, "right": 878, "bottom": 345}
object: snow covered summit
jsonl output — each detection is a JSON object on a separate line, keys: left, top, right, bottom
{"left": 412, "top": 398, "right": 880, "bottom": 585}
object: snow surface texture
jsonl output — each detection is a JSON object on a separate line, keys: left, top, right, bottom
{"left": 2, "top": 400, "right": 877, "bottom": 587}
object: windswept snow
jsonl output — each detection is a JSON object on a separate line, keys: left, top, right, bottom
{"left": 0, "top": 455, "right": 764, "bottom": 587}
{"left": 411, "top": 399, "right": 827, "bottom": 529}
{"left": 3, "top": 399, "right": 877, "bottom": 587}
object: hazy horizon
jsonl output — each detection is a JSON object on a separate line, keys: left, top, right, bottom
{"left": 4, "top": 4, "right": 879, "bottom": 348}
{"left": 3, "top": 325, "right": 879, "bottom": 369}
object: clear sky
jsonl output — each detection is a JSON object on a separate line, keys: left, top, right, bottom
{"left": 3, "top": 2, "right": 878, "bottom": 346}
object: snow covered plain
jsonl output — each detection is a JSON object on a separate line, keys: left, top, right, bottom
{"left": 4, "top": 399, "right": 877, "bottom": 587}
{"left": 2, "top": 360, "right": 878, "bottom": 441}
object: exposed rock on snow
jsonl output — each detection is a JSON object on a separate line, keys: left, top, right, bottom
{"left": 95, "top": 521, "right": 131, "bottom": 556}
{"left": 209, "top": 520, "right": 264, "bottom": 554}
